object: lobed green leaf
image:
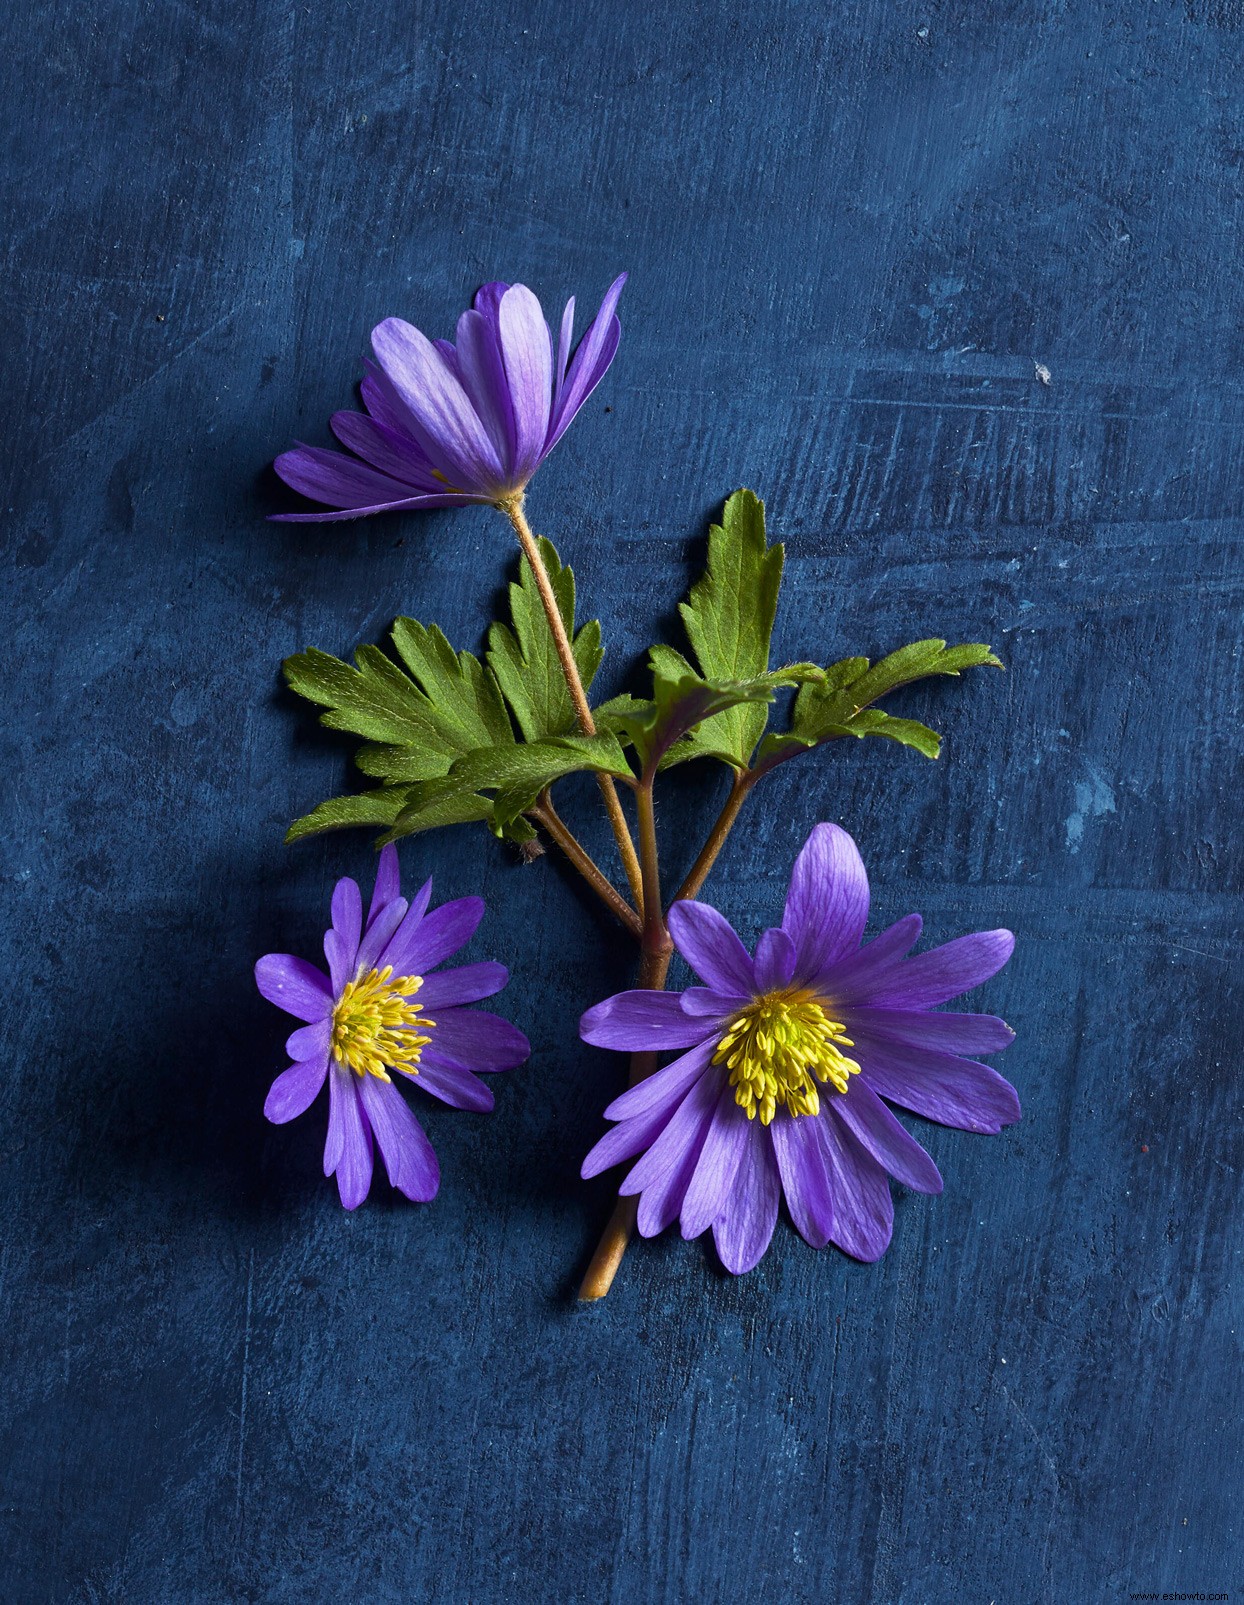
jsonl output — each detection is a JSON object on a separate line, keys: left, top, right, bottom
{"left": 673, "top": 488, "right": 786, "bottom": 767}
{"left": 487, "top": 536, "right": 604, "bottom": 741}
{"left": 755, "top": 639, "right": 1001, "bottom": 774}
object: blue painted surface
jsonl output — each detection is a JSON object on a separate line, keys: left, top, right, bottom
{"left": 3, "top": 2, "right": 1241, "bottom": 1600}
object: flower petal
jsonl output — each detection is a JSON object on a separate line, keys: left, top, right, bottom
{"left": 473, "top": 281, "right": 509, "bottom": 318}
{"left": 329, "top": 877, "right": 362, "bottom": 970}
{"left": 545, "top": 273, "right": 626, "bottom": 452}
{"left": 859, "top": 930, "right": 1015, "bottom": 1009}
{"left": 380, "top": 894, "right": 483, "bottom": 976}
{"left": 285, "top": 1018, "right": 331, "bottom": 1062}
{"left": 415, "top": 961, "right": 509, "bottom": 1010}
{"left": 455, "top": 306, "right": 517, "bottom": 470}
{"left": 712, "top": 1131, "right": 781, "bottom": 1275}
{"left": 679, "top": 1087, "right": 752, "bottom": 1239}
{"left": 354, "top": 896, "right": 408, "bottom": 975}
{"left": 371, "top": 316, "right": 506, "bottom": 492}
{"left": 667, "top": 901, "right": 756, "bottom": 994}
{"left": 361, "top": 359, "right": 425, "bottom": 438}
{"left": 581, "top": 989, "right": 716, "bottom": 1053}
{"left": 582, "top": 1097, "right": 684, "bottom": 1180}
{"left": 770, "top": 1115, "right": 835, "bottom": 1248}
{"left": 832, "top": 1081, "right": 942, "bottom": 1194}
{"left": 621, "top": 1063, "right": 722, "bottom": 1223}
{"left": 328, "top": 411, "right": 443, "bottom": 490}
{"left": 358, "top": 1075, "right": 439, "bottom": 1201}
{"left": 271, "top": 491, "right": 474, "bottom": 523}
{"left": 424, "top": 1008, "right": 530, "bottom": 1072}
{"left": 552, "top": 295, "right": 575, "bottom": 411}
{"left": 274, "top": 444, "right": 427, "bottom": 509}
{"left": 497, "top": 285, "right": 553, "bottom": 481}
{"left": 264, "top": 1053, "right": 329, "bottom": 1124}
{"left": 255, "top": 954, "right": 334, "bottom": 1022}
{"left": 816, "top": 913, "right": 923, "bottom": 1006}
{"left": 753, "top": 927, "right": 796, "bottom": 992}
{"left": 782, "top": 823, "right": 870, "bottom": 984}
{"left": 852, "top": 1030, "right": 1021, "bottom": 1134}
{"left": 845, "top": 1005, "right": 1015, "bottom": 1056}
{"left": 818, "top": 1109, "right": 894, "bottom": 1261}
{"left": 325, "top": 1069, "right": 374, "bottom": 1209}
{"left": 414, "top": 1056, "right": 495, "bottom": 1111}
{"left": 680, "top": 986, "right": 748, "bottom": 1019}
{"left": 602, "top": 1037, "right": 718, "bottom": 1121}
{"left": 366, "top": 844, "right": 401, "bottom": 929}
{"left": 408, "top": 876, "right": 435, "bottom": 926}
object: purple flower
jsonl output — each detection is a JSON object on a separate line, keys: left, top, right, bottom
{"left": 256, "top": 845, "right": 529, "bottom": 1208}
{"left": 272, "top": 274, "right": 627, "bottom": 521}
{"left": 580, "top": 824, "right": 1019, "bottom": 1274}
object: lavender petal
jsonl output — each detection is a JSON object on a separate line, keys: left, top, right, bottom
{"left": 255, "top": 954, "right": 334, "bottom": 1022}
{"left": 711, "top": 1131, "right": 781, "bottom": 1274}
{"left": 358, "top": 1075, "right": 439, "bottom": 1202}
{"left": 666, "top": 901, "right": 756, "bottom": 994}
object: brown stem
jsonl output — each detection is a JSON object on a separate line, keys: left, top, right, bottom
{"left": 499, "top": 496, "right": 646, "bottom": 915}
{"left": 528, "top": 794, "right": 643, "bottom": 940}
{"left": 675, "top": 769, "right": 755, "bottom": 904}
{"left": 577, "top": 945, "right": 673, "bottom": 1302}
{"left": 578, "top": 771, "right": 758, "bottom": 1300}
{"left": 578, "top": 779, "right": 672, "bottom": 1302}
{"left": 634, "top": 780, "right": 671, "bottom": 962}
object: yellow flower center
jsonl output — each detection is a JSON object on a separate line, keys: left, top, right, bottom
{"left": 714, "top": 988, "right": 860, "bottom": 1124}
{"left": 330, "top": 966, "right": 434, "bottom": 1081}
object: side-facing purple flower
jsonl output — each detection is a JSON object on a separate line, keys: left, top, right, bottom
{"left": 256, "top": 845, "right": 529, "bottom": 1208}
{"left": 581, "top": 824, "right": 1019, "bottom": 1274}
{"left": 273, "top": 274, "right": 627, "bottom": 521}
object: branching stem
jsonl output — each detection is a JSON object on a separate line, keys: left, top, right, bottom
{"left": 675, "top": 769, "right": 755, "bottom": 903}
{"left": 578, "top": 773, "right": 672, "bottom": 1302}
{"left": 528, "top": 793, "right": 643, "bottom": 940}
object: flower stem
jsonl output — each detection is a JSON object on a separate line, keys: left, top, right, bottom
{"left": 578, "top": 777, "right": 672, "bottom": 1302}
{"left": 578, "top": 771, "right": 756, "bottom": 1300}
{"left": 577, "top": 946, "right": 673, "bottom": 1302}
{"left": 528, "top": 793, "right": 643, "bottom": 940}
{"left": 499, "top": 496, "right": 646, "bottom": 916}
{"left": 675, "top": 769, "right": 755, "bottom": 903}
{"left": 634, "top": 780, "right": 670, "bottom": 962}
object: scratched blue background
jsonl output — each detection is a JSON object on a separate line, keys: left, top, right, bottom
{"left": 3, "top": 2, "right": 1241, "bottom": 1600}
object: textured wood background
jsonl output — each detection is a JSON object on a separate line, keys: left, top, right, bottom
{"left": 3, "top": 1, "right": 1240, "bottom": 1600}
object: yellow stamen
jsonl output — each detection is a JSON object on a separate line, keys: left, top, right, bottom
{"left": 714, "top": 988, "right": 860, "bottom": 1124}
{"left": 331, "top": 966, "right": 434, "bottom": 1081}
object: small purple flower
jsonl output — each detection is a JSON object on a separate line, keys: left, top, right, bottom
{"left": 581, "top": 824, "right": 1019, "bottom": 1273}
{"left": 272, "top": 274, "right": 627, "bottom": 521}
{"left": 256, "top": 845, "right": 529, "bottom": 1208}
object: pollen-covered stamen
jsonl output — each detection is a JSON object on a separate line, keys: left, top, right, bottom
{"left": 713, "top": 989, "right": 860, "bottom": 1124}
{"left": 331, "top": 966, "right": 435, "bottom": 1081}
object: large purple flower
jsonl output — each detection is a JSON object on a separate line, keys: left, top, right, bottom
{"left": 272, "top": 274, "right": 627, "bottom": 521}
{"left": 256, "top": 845, "right": 529, "bottom": 1208}
{"left": 581, "top": 824, "right": 1019, "bottom": 1273}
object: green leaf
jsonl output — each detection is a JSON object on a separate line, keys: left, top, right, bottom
{"left": 284, "top": 619, "right": 519, "bottom": 846}
{"left": 604, "top": 659, "right": 780, "bottom": 773}
{"left": 285, "top": 787, "right": 412, "bottom": 844}
{"left": 383, "top": 777, "right": 500, "bottom": 842}
{"left": 486, "top": 536, "right": 604, "bottom": 741}
{"left": 390, "top": 618, "right": 514, "bottom": 751}
{"left": 457, "top": 732, "right": 633, "bottom": 832}
{"left": 283, "top": 645, "right": 450, "bottom": 761}
{"left": 284, "top": 623, "right": 514, "bottom": 771}
{"left": 755, "top": 639, "right": 1002, "bottom": 773}
{"left": 391, "top": 732, "right": 631, "bottom": 842}
{"left": 675, "top": 487, "right": 786, "bottom": 766}
{"left": 830, "top": 639, "right": 1002, "bottom": 712}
